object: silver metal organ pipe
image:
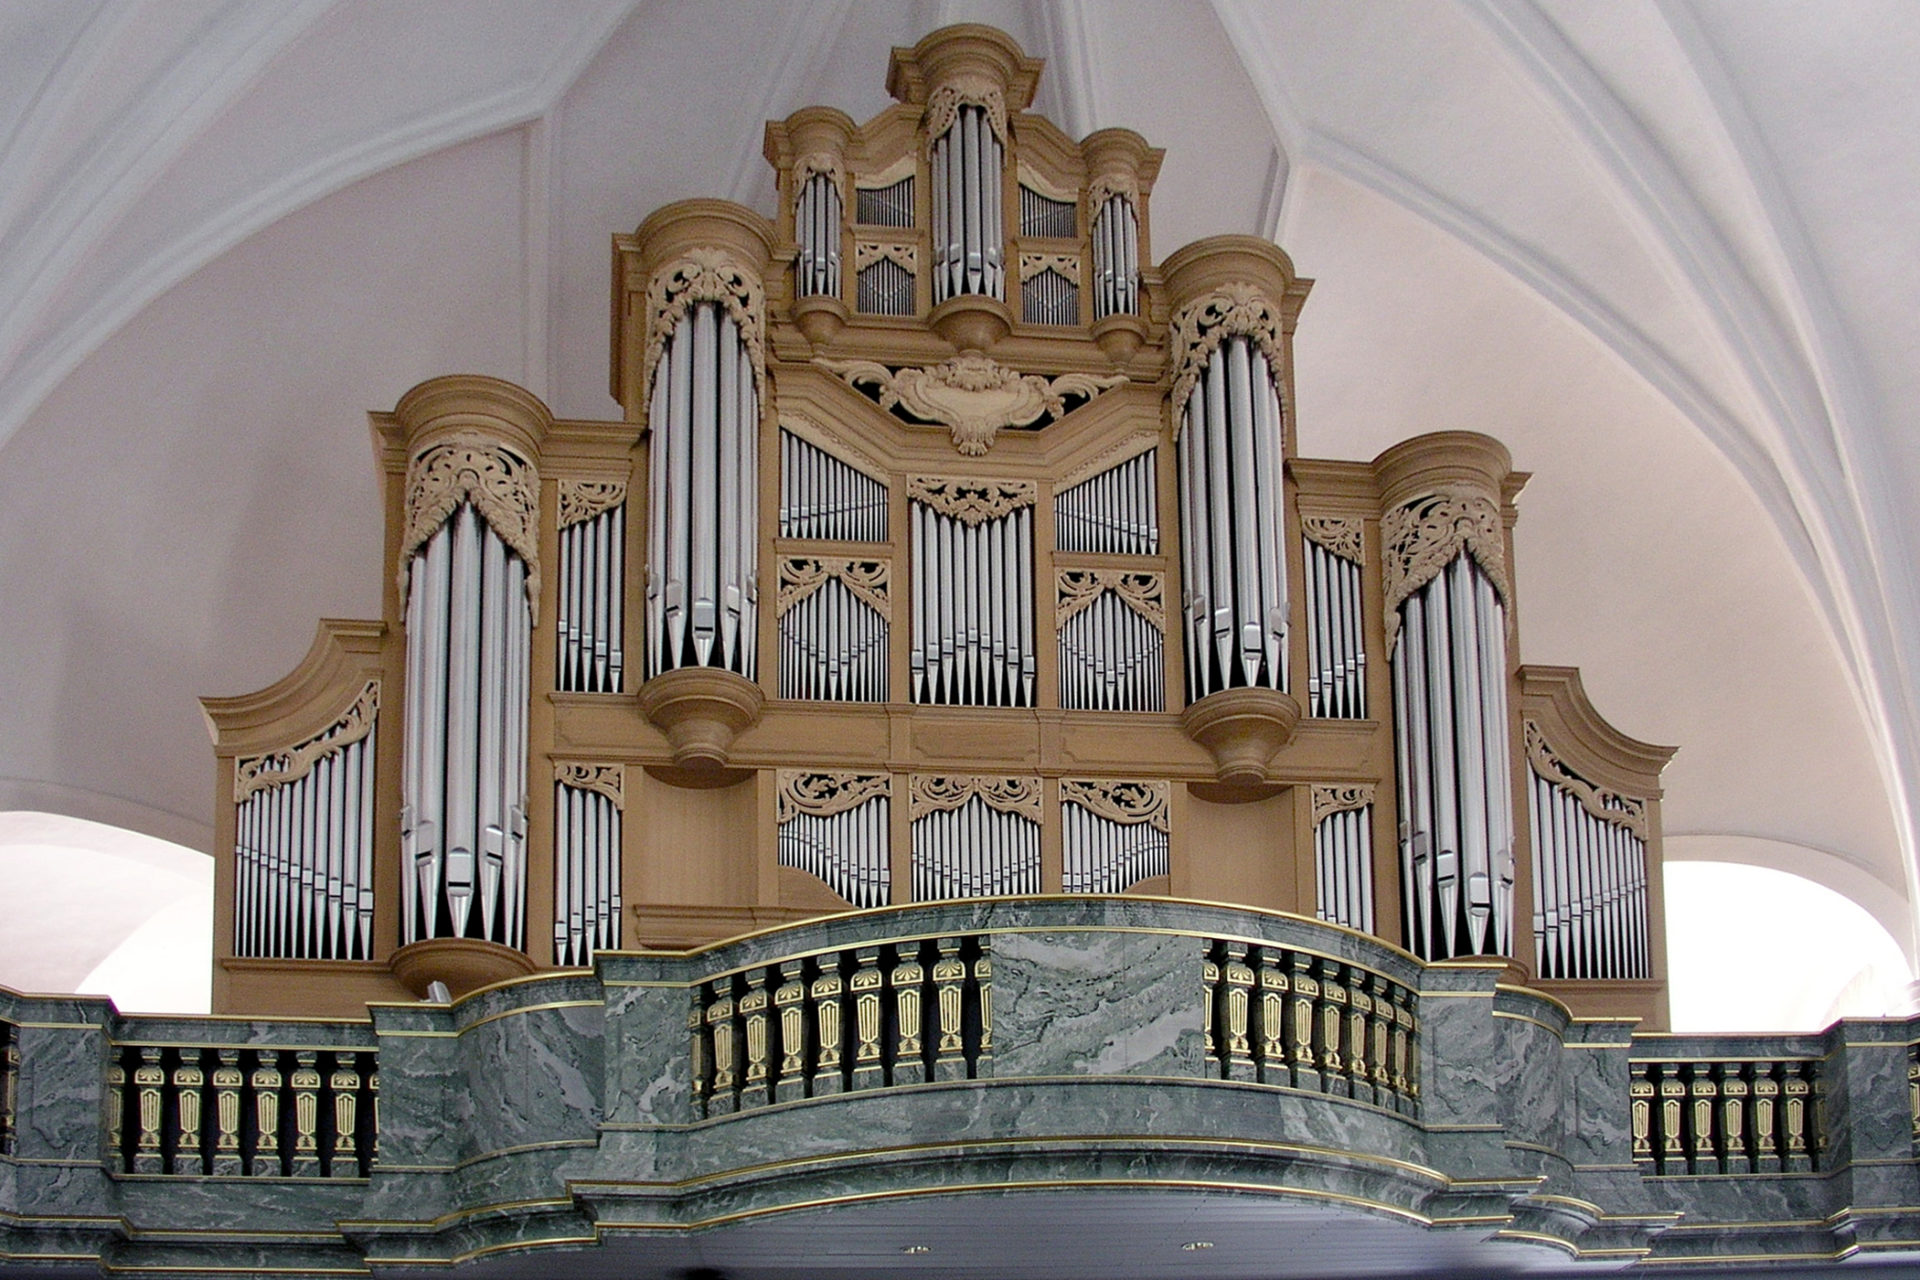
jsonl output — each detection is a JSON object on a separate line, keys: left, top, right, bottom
{"left": 1315, "top": 804, "right": 1375, "bottom": 934}
{"left": 931, "top": 105, "right": 1003, "bottom": 303}
{"left": 794, "top": 173, "right": 841, "bottom": 298}
{"left": 554, "top": 780, "right": 622, "bottom": 967}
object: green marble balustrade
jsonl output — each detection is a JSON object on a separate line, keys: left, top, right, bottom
{"left": 1, "top": 899, "right": 1917, "bottom": 1276}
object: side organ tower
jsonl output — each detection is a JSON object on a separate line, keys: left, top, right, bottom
{"left": 204, "top": 24, "right": 1672, "bottom": 1027}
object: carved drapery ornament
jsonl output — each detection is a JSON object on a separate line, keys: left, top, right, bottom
{"left": 556, "top": 479, "right": 626, "bottom": 529}
{"left": 776, "top": 557, "right": 891, "bottom": 618}
{"left": 923, "top": 76, "right": 1008, "bottom": 151}
{"left": 909, "top": 775, "right": 1043, "bottom": 821}
{"left": 818, "top": 353, "right": 1124, "bottom": 456}
{"left": 854, "top": 241, "right": 918, "bottom": 273}
{"left": 1167, "top": 282, "right": 1286, "bottom": 432}
{"left": 1525, "top": 722, "right": 1648, "bottom": 839}
{"left": 1019, "top": 252, "right": 1081, "bottom": 286}
{"left": 1085, "top": 172, "right": 1139, "bottom": 213}
{"left": 906, "top": 476, "right": 1036, "bottom": 525}
{"left": 554, "top": 762, "right": 625, "bottom": 808}
{"left": 1060, "top": 779, "right": 1170, "bottom": 833}
{"left": 777, "top": 771, "right": 890, "bottom": 823}
{"left": 1380, "top": 489, "right": 1510, "bottom": 643}
{"left": 1056, "top": 569, "right": 1165, "bottom": 630}
{"left": 1302, "top": 515, "right": 1365, "bottom": 564}
{"left": 792, "top": 153, "right": 847, "bottom": 206}
{"left": 234, "top": 681, "right": 378, "bottom": 803}
{"left": 399, "top": 434, "right": 541, "bottom": 612}
{"left": 1310, "top": 783, "right": 1376, "bottom": 827}
{"left": 642, "top": 248, "right": 767, "bottom": 406}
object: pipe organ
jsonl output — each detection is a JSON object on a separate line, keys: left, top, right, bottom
{"left": 202, "top": 25, "right": 1674, "bottom": 1029}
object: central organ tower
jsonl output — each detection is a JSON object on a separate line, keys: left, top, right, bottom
{"left": 204, "top": 25, "right": 1672, "bottom": 1027}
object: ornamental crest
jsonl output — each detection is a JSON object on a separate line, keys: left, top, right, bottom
{"left": 909, "top": 774, "right": 1043, "bottom": 821}
{"left": 776, "top": 558, "right": 891, "bottom": 618}
{"left": 777, "top": 771, "right": 890, "bottom": 823}
{"left": 554, "top": 761, "right": 625, "bottom": 807}
{"left": 1060, "top": 779, "right": 1170, "bottom": 832}
{"left": 1168, "top": 282, "right": 1287, "bottom": 429}
{"left": 642, "top": 248, "right": 767, "bottom": 407}
{"left": 906, "top": 476, "right": 1036, "bottom": 525}
{"left": 1525, "top": 722, "right": 1648, "bottom": 839}
{"left": 1380, "top": 489, "right": 1509, "bottom": 641}
{"left": 1302, "top": 515, "right": 1365, "bottom": 563}
{"left": 1310, "top": 783, "right": 1376, "bottom": 826}
{"left": 923, "top": 76, "right": 1008, "bottom": 151}
{"left": 818, "top": 352, "right": 1124, "bottom": 455}
{"left": 556, "top": 479, "right": 626, "bottom": 528}
{"left": 1056, "top": 569, "right": 1164, "bottom": 630}
{"left": 235, "top": 681, "right": 379, "bottom": 802}
{"left": 400, "top": 433, "right": 541, "bottom": 614}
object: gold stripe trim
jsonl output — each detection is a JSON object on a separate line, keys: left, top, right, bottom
{"left": 338, "top": 1197, "right": 574, "bottom": 1232}
{"left": 1492, "top": 1009, "right": 1562, "bottom": 1034}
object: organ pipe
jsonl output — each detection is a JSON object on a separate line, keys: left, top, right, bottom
{"left": 1175, "top": 335, "right": 1289, "bottom": 701}
{"left": 777, "top": 772, "right": 891, "bottom": 908}
{"left": 556, "top": 495, "right": 625, "bottom": 694}
{"left": 1090, "top": 194, "right": 1139, "bottom": 319}
{"left": 778, "top": 559, "right": 889, "bottom": 702}
{"left": 553, "top": 766, "right": 622, "bottom": 967}
{"left": 646, "top": 301, "right": 760, "bottom": 679}
{"left": 930, "top": 104, "right": 1004, "bottom": 303}
{"left": 1390, "top": 546, "right": 1515, "bottom": 961}
{"left": 908, "top": 481, "right": 1033, "bottom": 708}
{"left": 1312, "top": 789, "right": 1375, "bottom": 934}
{"left": 1527, "top": 729, "right": 1650, "bottom": 979}
{"left": 400, "top": 503, "right": 531, "bottom": 948}
{"left": 793, "top": 172, "right": 842, "bottom": 298}
{"left": 1054, "top": 451, "right": 1158, "bottom": 556}
{"left": 778, "top": 430, "right": 887, "bottom": 541}
{"left": 910, "top": 776, "right": 1041, "bottom": 900}
{"left": 1060, "top": 780, "right": 1170, "bottom": 894}
{"left": 1303, "top": 526, "right": 1367, "bottom": 718}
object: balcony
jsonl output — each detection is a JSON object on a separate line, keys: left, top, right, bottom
{"left": 2, "top": 898, "right": 1915, "bottom": 1277}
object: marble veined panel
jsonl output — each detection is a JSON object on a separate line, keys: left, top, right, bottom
{"left": 990, "top": 930, "right": 1204, "bottom": 1078}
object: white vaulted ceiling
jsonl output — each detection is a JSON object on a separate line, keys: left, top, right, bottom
{"left": 0, "top": 0, "right": 1915, "bottom": 960}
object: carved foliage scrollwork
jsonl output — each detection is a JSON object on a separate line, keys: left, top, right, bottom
{"left": 1167, "top": 283, "right": 1286, "bottom": 432}
{"left": 554, "top": 762, "right": 625, "bottom": 808}
{"left": 778, "top": 771, "right": 890, "bottom": 823}
{"left": 776, "top": 557, "right": 890, "bottom": 618}
{"left": 642, "top": 248, "right": 767, "bottom": 407}
{"left": 1380, "top": 489, "right": 1510, "bottom": 641}
{"left": 854, "top": 241, "right": 918, "bottom": 273}
{"left": 1310, "top": 783, "right": 1376, "bottom": 827}
{"left": 400, "top": 433, "right": 541, "bottom": 610}
{"left": 910, "top": 775, "right": 1043, "bottom": 821}
{"left": 1525, "top": 721, "right": 1648, "bottom": 839}
{"left": 1056, "top": 569, "right": 1164, "bottom": 630}
{"left": 234, "top": 681, "right": 379, "bottom": 802}
{"left": 907, "top": 476, "right": 1036, "bottom": 525}
{"left": 1060, "top": 778, "right": 1170, "bottom": 833}
{"left": 1019, "top": 253, "right": 1081, "bottom": 286}
{"left": 923, "top": 76, "right": 1008, "bottom": 151}
{"left": 556, "top": 479, "right": 626, "bottom": 529}
{"left": 1302, "top": 515, "right": 1364, "bottom": 564}
{"left": 1085, "top": 172, "right": 1138, "bottom": 214}
{"left": 818, "top": 353, "right": 1124, "bottom": 456}
{"left": 792, "top": 153, "right": 847, "bottom": 205}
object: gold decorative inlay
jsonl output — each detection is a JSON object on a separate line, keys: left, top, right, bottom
{"left": 554, "top": 762, "right": 624, "bottom": 808}
{"left": 906, "top": 476, "right": 1037, "bottom": 524}
{"left": 1379, "top": 489, "right": 1510, "bottom": 642}
{"left": 1168, "top": 283, "right": 1286, "bottom": 428}
{"left": 555, "top": 479, "right": 625, "bottom": 529}
{"left": 1056, "top": 569, "right": 1164, "bottom": 630}
{"left": 777, "top": 772, "right": 890, "bottom": 823}
{"left": 400, "top": 434, "right": 541, "bottom": 613}
{"left": 775, "top": 557, "right": 890, "bottom": 618}
{"left": 234, "top": 680, "right": 378, "bottom": 803}
{"left": 1310, "top": 783, "right": 1376, "bottom": 827}
{"left": 909, "top": 775, "right": 1043, "bottom": 822}
{"left": 1302, "top": 515, "right": 1364, "bottom": 563}
{"left": 1059, "top": 779, "right": 1170, "bottom": 833}
{"left": 1524, "top": 722, "right": 1648, "bottom": 839}
{"left": 819, "top": 354, "right": 1124, "bottom": 455}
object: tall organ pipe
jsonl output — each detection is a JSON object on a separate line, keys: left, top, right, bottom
{"left": 1390, "top": 549, "right": 1514, "bottom": 961}
{"left": 646, "top": 301, "right": 759, "bottom": 679}
{"left": 1090, "top": 194, "right": 1139, "bottom": 318}
{"left": 400, "top": 505, "right": 531, "bottom": 947}
{"left": 1175, "top": 336, "right": 1289, "bottom": 701}
{"left": 794, "top": 172, "right": 841, "bottom": 298}
{"left": 930, "top": 104, "right": 1004, "bottom": 302}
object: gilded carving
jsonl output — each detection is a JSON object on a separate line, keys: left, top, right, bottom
{"left": 1085, "top": 172, "right": 1138, "bottom": 213}
{"left": 1524, "top": 721, "right": 1648, "bottom": 839}
{"left": 1310, "top": 783, "right": 1376, "bottom": 827}
{"left": 854, "top": 241, "right": 918, "bottom": 273}
{"left": 234, "top": 680, "right": 379, "bottom": 803}
{"left": 1056, "top": 569, "right": 1164, "bottom": 630}
{"left": 399, "top": 434, "right": 541, "bottom": 611}
{"left": 818, "top": 353, "right": 1124, "bottom": 456}
{"left": 1168, "top": 282, "right": 1286, "bottom": 428}
{"left": 554, "top": 761, "right": 625, "bottom": 808}
{"left": 909, "top": 774, "right": 1043, "bottom": 821}
{"left": 1302, "top": 515, "right": 1364, "bottom": 564}
{"left": 556, "top": 479, "right": 626, "bottom": 529}
{"left": 906, "top": 476, "right": 1036, "bottom": 525}
{"left": 792, "top": 153, "right": 847, "bottom": 205}
{"left": 1380, "top": 489, "right": 1510, "bottom": 641}
{"left": 1060, "top": 778, "right": 1170, "bottom": 832}
{"left": 642, "top": 248, "right": 767, "bottom": 407}
{"left": 1019, "top": 252, "right": 1081, "bottom": 286}
{"left": 923, "top": 76, "right": 1008, "bottom": 150}
{"left": 776, "top": 557, "right": 890, "bottom": 618}
{"left": 777, "top": 771, "right": 890, "bottom": 823}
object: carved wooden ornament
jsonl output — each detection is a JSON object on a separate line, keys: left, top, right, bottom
{"left": 777, "top": 771, "right": 890, "bottom": 823}
{"left": 906, "top": 476, "right": 1036, "bottom": 525}
{"left": 235, "top": 681, "right": 379, "bottom": 803}
{"left": 399, "top": 434, "right": 541, "bottom": 613}
{"left": 1310, "top": 783, "right": 1376, "bottom": 827}
{"left": 1056, "top": 569, "right": 1165, "bottom": 630}
{"left": 556, "top": 479, "right": 626, "bottom": 529}
{"left": 1380, "top": 489, "right": 1510, "bottom": 643}
{"left": 1302, "top": 515, "right": 1365, "bottom": 563}
{"left": 554, "top": 762, "right": 625, "bottom": 808}
{"left": 1525, "top": 722, "right": 1648, "bottom": 839}
{"left": 909, "top": 775, "right": 1043, "bottom": 821}
{"left": 818, "top": 353, "right": 1124, "bottom": 456}
{"left": 642, "top": 248, "right": 767, "bottom": 406}
{"left": 1060, "top": 778, "right": 1170, "bottom": 832}
{"left": 923, "top": 76, "right": 1008, "bottom": 151}
{"left": 776, "top": 558, "right": 891, "bottom": 618}
{"left": 1168, "top": 282, "right": 1286, "bottom": 431}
